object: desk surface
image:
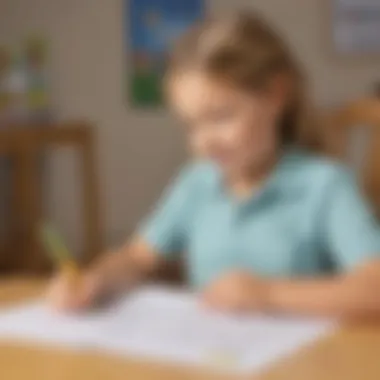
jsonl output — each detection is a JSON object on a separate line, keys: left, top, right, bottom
{"left": 1, "top": 279, "right": 380, "bottom": 380}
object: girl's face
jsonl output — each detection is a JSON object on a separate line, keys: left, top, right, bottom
{"left": 169, "top": 71, "right": 285, "bottom": 176}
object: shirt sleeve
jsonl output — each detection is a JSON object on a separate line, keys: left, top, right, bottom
{"left": 138, "top": 164, "right": 198, "bottom": 258}
{"left": 322, "top": 168, "right": 380, "bottom": 270}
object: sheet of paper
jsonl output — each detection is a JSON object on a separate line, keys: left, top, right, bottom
{"left": 0, "top": 286, "right": 335, "bottom": 374}
{"left": 0, "top": 300, "right": 107, "bottom": 349}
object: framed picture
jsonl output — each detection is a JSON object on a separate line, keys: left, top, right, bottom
{"left": 127, "top": 0, "right": 205, "bottom": 107}
{"left": 0, "top": 36, "right": 51, "bottom": 126}
{"left": 331, "top": 0, "right": 380, "bottom": 57}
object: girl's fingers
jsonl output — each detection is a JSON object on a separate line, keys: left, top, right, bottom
{"left": 202, "top": 288, "right": 245, "bottom": 313}
{"left": 47, "top": 274, "right": 93, "bottom": 312}
{"left": 202, "top": 289, "right": 227, "bottom": 310}
{"left": 201, "top": 288, "right": 217, "bottom": 307}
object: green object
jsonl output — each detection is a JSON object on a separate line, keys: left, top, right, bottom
{"left": 40, "top": 224, "right": 71, "bottom": 264}
{"left": 130, "top": 72, "right": 162, "bottom": 106}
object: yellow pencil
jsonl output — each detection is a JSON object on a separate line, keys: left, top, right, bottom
{"left": 39, "top": 224, "right": 80, "bottom": 280}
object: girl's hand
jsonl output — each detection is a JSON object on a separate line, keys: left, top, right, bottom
{"left": 46, "top": 271, "right": 102, "bottom": 312}
{"left": 201, "top": 271, "right": 270, "bottom": 313}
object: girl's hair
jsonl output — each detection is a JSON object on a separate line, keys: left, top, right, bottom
{"left": 166, "top": 12, "right": 319, "bottom": 149}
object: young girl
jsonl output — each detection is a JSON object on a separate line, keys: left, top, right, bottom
{"left": 49, "top": 12, "right": 380, "bottom": 318}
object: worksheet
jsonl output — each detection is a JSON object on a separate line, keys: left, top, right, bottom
{"left": 0, "top": 286, "right": 335, "bottom": 374}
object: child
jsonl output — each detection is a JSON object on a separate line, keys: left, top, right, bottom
{"left": 49, "top": 12, "right": 380, "bottom": 318}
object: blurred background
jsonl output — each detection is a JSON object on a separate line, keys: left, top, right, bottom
{"left": 0, "top": 0, "right": 379, "bottom": 275}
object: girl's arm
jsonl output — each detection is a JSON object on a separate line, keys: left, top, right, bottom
{"left": 47, "top": 236, "right": 163, "bottom": 311}
{"left": 48, "top": 164, "right": 199, "bottom": 311}
{"left": 268, "top": 167, "right": 380, "bottom": 318}
{"left": 47, "top": 164, "right": 193, "bottom": 311}
{"left": 88, "top": 164, "right": 200, "bottom": 297}
{"left": 204, "top": 168, "right": 380, "bottom": 318}
{"left": 85, "top": 236, "right": 162, "bottom": 297}
{"left": 266, "top": 259, "right": 380, "bottom": 318}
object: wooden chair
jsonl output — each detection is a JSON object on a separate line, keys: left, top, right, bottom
{"left": 0, "top": 122, "right": 103, "bottom": 274}
{"left": 322, "top": 97, "right": 380, "bottom": 214}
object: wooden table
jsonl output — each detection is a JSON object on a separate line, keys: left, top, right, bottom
{"left": 1, "top": 279, "right": 380, "bottom": 380}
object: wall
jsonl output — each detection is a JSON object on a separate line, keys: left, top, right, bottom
{"left": 0, "top": 0, "right": 379, "bottom": 252}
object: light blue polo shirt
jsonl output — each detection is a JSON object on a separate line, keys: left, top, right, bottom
{"left": 140, "top": 149, "right": 380, "bottom": 289}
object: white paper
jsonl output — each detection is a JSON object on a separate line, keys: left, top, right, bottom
{"left": 0, "top": 286, "right": 335, "bottom": 374}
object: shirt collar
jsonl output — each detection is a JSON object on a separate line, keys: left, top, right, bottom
{"left": 212, "top": 147, "right": 304, "bottom": 205}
